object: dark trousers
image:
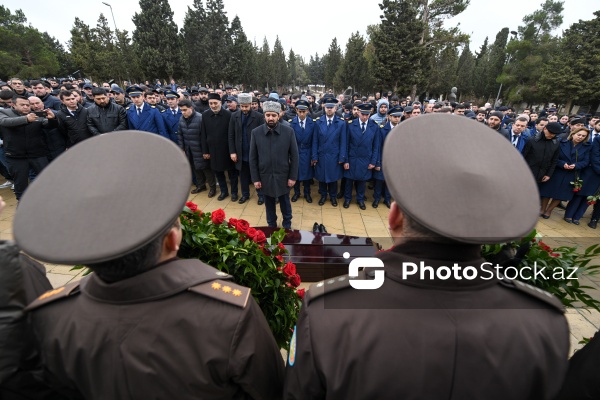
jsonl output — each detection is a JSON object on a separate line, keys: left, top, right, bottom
{"left": 240, "top": 161, "right": 262, "bottom": 198}
{"left": 194, "top": 167, "right": 216, "bottom": 189}
{"left": 215, "top": 169, "right": 239, "bottom": 195}
{"left": 373, "top": 179, "right": 391, "bottom": 202}
{"left": 293, "top": 180, "right": 311, "bottom": 196}
{"left": 264, "top": 193, "right": 292, "bottom": 229}
{"left": 593, "top": 202, "right": 600, "bottom": 221}
{"left": 0, "top": 146, "right": 13, "bottom": 181}
{"left": 344, "top": 179, "right": 366, "bottom": 202}
{"left": 318, "top": 181, "right": 337, "bottom": 198}
{"left": 7, "top": 156, "right": 49, "bottom": 200}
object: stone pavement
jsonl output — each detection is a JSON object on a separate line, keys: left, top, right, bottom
{"left": 2, "top": 184, "right": 600, "bottom": 354}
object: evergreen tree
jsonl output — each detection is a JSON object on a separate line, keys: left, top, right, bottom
{"left": 182, "top": 0, "right": 208, "bottom": 83}
{"left": 455, "top": 44, "right": 475, "bottom": 100}
{"left": 425, "top": 45, "right": 458, "bottom": 99}
{"left": 257, "top": 37, "right": 272, "bottom": 91}
{"left": 93, "top": 14, "right": 118, "bottom": 81}
{"left": 539, "top": 11, "right": 600, "bottom": 111}
{"left": 370, "top": 0, "right": 425, "bottom": 94}
{"left": 132, "top": 0, "right": 182, "bottom": 81}
{"left": 0, "top": 6, "right": 59, "bottom": 78}
{"left": 288, "top": 49, "right": 297, "bottom": 88}
{"left": 225, "top": 16, "right": 254, "bottom": 85}
{"left": 42, "top": 32, "right": 76, "bottom": 77}
{"left": 485, "top": 28, "right": 509, "bottom": 101}
{"left": 323, "top": 38, "right": 342, "bottom": 89}
{"left": 202, "top": 0, "right": 230, "bottom": 84}
{"left": 294, "top": 55, "right": 309, "bottom": 88}
{"left": 308, "top": 54, "right": 324, "bottom": 84}
{"left": 69, "top": 17, "right": 101, "bottom": 80}
{"left": 338, "top": 32, "right": 371, "bottom": 95}
{"left": 271, "top": 36, "right": 288, "bottom": 89}
{"left": 471, "top": 37, "right": 489, "bottom": 99}
{"left": 499, "top": 0, "right": 564, "bottom": 104}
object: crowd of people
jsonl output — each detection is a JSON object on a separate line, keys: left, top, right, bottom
{"left": 1, "top": 76, "right": 599, "bottom": 229}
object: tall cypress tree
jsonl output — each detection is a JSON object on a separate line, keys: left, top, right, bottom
{"left": 182, "top": 0, "right": 208, "bottom": 83}
{"left": 132, "top": 0, "right": 181, "bottom": 81}
{"left": 257, "top": 38, "right": 272, "bottom": 91}
{"left": 225, "top": 16, "right": 254, "bottom": 85}
{"left": 323, "top": 38, "right": 342, "bottom": 89}
{"left": 339, "top": 32, "right": 371, "bottom": 95}
{"left": 271, "top": 36, "right": 288, "bottom": 89}
{"left": 203, "top": 0, "right": 230, "bottom": 85}
{"left": 455, "top": 44, "right": 475, "bottom": 99}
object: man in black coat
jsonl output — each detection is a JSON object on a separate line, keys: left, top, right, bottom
{"left": 194, "top": 87, "right": 211, "bottom": 113}
{"left": 87, "top": 88, "right": 128, "bottom": 135}
{"left": 55, "top": 90, "right": 93, "bottom": 146}
{"left": 487, "top": 111, "right": 510, "bottom": 138}
{"left": 30, "top": 80, "right": 62, "bottom": 111}
{"left": 0, "top": 96, "right": 52, "bottom": 200}
{"left": 522, "top": 122, "right": 561, "bottom": 183}
{"left": 284, "top": 115, "right": 569, "bottom": 400}
{"left": 249, "top": 101, "right": 299, "bottom": 229}
{"left": 201, "top": 93, "right": 238, "bottom": 201}
{"left": 228, "top": 93, "right": 265, "bottom": 204}
{"left": 178, "top": 100, "right": 216, "bottom": 197}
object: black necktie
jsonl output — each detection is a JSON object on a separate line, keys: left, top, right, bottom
{"left": 137, "top": 107, "right": 141, "bottom": 116}
{"left": 327, "top": 119, "right": 331, "bottom": 127}
{"left": 361, "top": 122, "right": 366, "bottom": 133}
{"left": 512, "top": 135, "right": 518, "bottom": 147}
{"left": 172, "top": 109, "right": 176, "bottom": 116}
{"left": 300, "top": 121, "right": 304, "bottom": 130}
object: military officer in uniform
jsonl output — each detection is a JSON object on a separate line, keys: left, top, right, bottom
{"left": 125, "top": 86, "right": 169, "bottom": 139}
{"left": 162, "top": 89, "right": 182, "bottom": 144}
{"left": 312, "top": 98, "right": 346, "bottom": 207}
{"left": 285, "top": 115, "right": 569, "bottom": 400}
{"left": 343, "top": 103, "right": 380, "bottom": 210}
{"left": 15, "top": 131, "right": 284, "bottom": 399}
{"left": 373, "top": 105, "right": 402, "bottom": 208}
{"left": 290, "top": 100, "right": 316, "bottom": 203}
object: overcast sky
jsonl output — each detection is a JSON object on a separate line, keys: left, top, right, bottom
{"left": 2, "top": 0, "right": 593, "bottom": 60}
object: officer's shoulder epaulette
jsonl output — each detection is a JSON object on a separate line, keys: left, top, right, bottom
{"left": 160, "top": 109, "right": 166, "bottom": 112}
{"left": 307, "top": 271, "right": 367, "bottom": 304}
{"left": 25, "top": 280, "right": 81, "bottom": 312}
{"left": 288, "top": 119, "right": 293, "bottom": 123}
{"left": 498, "top": 278, "right": 565, "bottom": 312}
{"left": 126, "top": 105, "right": 131, "bottom": 110}
{"left": 347, "top": 120, "right": 352, "bottom": 123}
{"left": 380, "top": 124, "right": 385, "bottom": 128}
{"left": 188, "top": 279, "right": 251, "bottom": 308}
{"left": 313, "top": 118, "right": 318, "bottom": 122}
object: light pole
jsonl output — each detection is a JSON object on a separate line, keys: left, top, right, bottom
{"left": 494, "top": 30, "right": 518, "bottom": 109}
{"left": 102, "top": 2, "right": 118, "bottom": 33}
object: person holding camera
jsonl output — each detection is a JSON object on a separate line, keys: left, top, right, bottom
{"left": 0, "top": 95, "right": 52, "bottom": 200}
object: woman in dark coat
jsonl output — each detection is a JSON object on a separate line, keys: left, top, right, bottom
{"left": 564, "top": 134, "right": 600, "bottom": 224}
{"left": 540, "top": 127, "right": 591, "bottom": 218}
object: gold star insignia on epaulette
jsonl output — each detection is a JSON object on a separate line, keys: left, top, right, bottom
{"left": 380, "top": 124, "right": 384, "bottom": 128}
{"left": 211, "top": 282, "right": 222, "bottom": 290}
{"left": 160, "top": 109, "right": 165, "bottom": 112}
{"left": 38, "top": 286, "right": 65, "bottom": 300}
{"left": 288, "top": 119, "right": 293, "bottom": 122}
{"left": 222, "top": 286, "right": 232, "bottom": 293}
{"left": 126, "top": 106, "right": 131, "bottom": 110}
{"left": 232, "top": 289, "right": 242, "bottom": 297}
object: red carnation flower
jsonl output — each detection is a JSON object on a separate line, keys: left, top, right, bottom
{"left": 297, "top": 288, "right": 305, "bottom": 299}
{"left": 236, "top": 219, "right": 250, "bottom": 234}
{"left": 289, "top": 274, "right": 301, "bottom": 287}
{"left": 282, "top": 261, "right": 296, "bottom": 277}
{"left": 211, "top": 209, "right": 226, "bottom": 224}
{"left": 253, "top": 230, "right": 267, "bottom": 244}
{"left": 186, "top": 201, "right": 198, "bottom": 212}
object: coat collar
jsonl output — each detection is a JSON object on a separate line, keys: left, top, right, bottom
{"left": 81, "top": 258, "right": 228, "bottom": 304}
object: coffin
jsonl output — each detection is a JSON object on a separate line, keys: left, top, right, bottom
{"left": 257, "top": 227, "right": 380, "bottom": 282}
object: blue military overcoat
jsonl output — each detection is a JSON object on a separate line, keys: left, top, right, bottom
{"left": 343, "top": 118, "right": 380, "bottom": 181}
{"left": 290, "top": 116, "right": 316, "bottom": 181}
{"left": 312, "top": 115, "right": 346, "bottom": 183}
{"left": 126, "top": 103, "right": 169, "bottom": 139}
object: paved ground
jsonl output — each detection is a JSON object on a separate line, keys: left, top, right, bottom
{"left": 2, "top": 183, "right": 600, "bottom": 354}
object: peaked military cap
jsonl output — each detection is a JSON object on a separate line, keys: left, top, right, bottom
{"left": 324, "top": 98, "right": 338, "bottom": 107}
{"left": 14, "top": 131, "right": 191, "bottom": 264}
{"left": 164, "top": 90, "right": 180, "bottom": 99}
{"left": 295, "top": 100, "right": 309, "bottom": 110}
{"left": 382, "top": 114, "right": 539, "bottom": 244}
{"left": 126, "top": 86, "right": 143, "bottom": 96}
{"left": 357, "top": 103, "right": 373, "bottom": 114}
{"left": 198, "top": 87, "right": 209, "bottom": 93}
{"left": 387, "top": 105, "right": 404, "bottom": 116}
